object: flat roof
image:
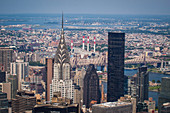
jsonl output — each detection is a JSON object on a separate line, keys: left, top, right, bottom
{"left": 0, "top": 47, "right": 13, "bottom": 50}
{"left": 162, "top": 77, "right": 170, "bottom": 79}
{"left": 34, "top": 103, "right": 78, "bottom": 108}
{"left": 93, "top": 102, "right": 132, "bottom": 108}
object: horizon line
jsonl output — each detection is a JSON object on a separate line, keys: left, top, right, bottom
{"left": 0, "top": 13, "right": 170, "bottom": 16}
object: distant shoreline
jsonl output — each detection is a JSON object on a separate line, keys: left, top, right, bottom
{"left": 149, "top": 90, "right": 160, "bottom": 92}
{"left": 125, "top": 68, "right": 170, "bottom": 75}
{"left": 124, "top": 68, "right": 137, "bottom": 70}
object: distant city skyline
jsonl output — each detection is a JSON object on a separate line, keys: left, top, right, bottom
{"left": 0, "top": 0, "right": 170, "bottom": 15}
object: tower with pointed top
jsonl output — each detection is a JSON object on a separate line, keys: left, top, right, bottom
{"left": 50, "top": 14, "right": 74, "bottom": 100}
{"left": 83, "top": 64, "right": 100, "bottom": 108}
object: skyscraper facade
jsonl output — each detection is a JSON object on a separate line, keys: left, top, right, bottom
{"left": 0, "top": 82, "right": 11, "bottom": 100}
{"left": 74, "top": 68, "right": 86, "bottom": 103}
{"left": 45, "top": 58, "right": 54, "bottom": 102}
{"left": 0, "top": 70, "right": 6, "bottom": 82}
{"left": 128, "top": 75, "right": 137, "bottom": 98}
{"left": 136, "top": 66, "right": 149, "bottom": 102}
{"left": 83, "top": 64, "right": 100, "bottom": 108}
{"left": 11, "top": 91, "right": 36, "bottom": 113}
{"left": 158, "top": 77, "right": 170, "bottom": 113}
{"left": 0, "top": 92, "right": 8, "bottom": 113}
{"left": 74, "top": 68, "right": 86, "bottom": 112}
{"left": 10, "top": 59, "right": 29, "bottom": 90}
{"left": 0, "top": 47, "right": 13, "bottom": 73}
{"left": 8, "top": 75, "right": 18, "bottom": 98}
{"left": 107, "top": 32, "right": 125, "bottom": 102}
{"left": 50, "top": 14, "right": 74, "bottom": 100}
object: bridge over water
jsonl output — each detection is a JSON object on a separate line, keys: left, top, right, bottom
{"left": 70, "top": 55, "right": 161, "bottom": 68}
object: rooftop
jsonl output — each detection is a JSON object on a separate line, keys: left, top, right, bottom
{"left": 34, "top": 103, "right": 78, "bottom": 108}
{"left": 163, "top": 103, "right": 170, "bottom": 106}
{"left": 93, "top": 102, "right": 132, "bottom": 108}
{"left": 162, "top": 77, "right": 170, "bottom": 79}
{"left": 0, "top": 47, "right": 13, "bottom": 50}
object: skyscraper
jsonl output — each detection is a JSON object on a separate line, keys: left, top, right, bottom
{"left": 45, "top": 58, "right": 54, "bottom": 102}
{"left": 74, "top": 68, "right": 86, "bottom": 103}
{"left": 74, "top": 68, "right": 86, "bottom": 112}
{"left": 83, "top": 64, "right": 100, "bottom": 108}
{"left": 11, "top": 91, "right": 36, "bottom": 113}
{"left": 136, "top": 66, "right": 149, "bottom": 102}
{"left": 0, "top": 47, "right": 13, "bottom": 73}
{"left": 0, "top": 70, "right": 6, "bottom": 82}
{"left": 107, "top": 32, "right": 125, "bottom": 102}
{"left": 8, "top": 74, "right": 18, "bottom": 98}
{"left": 0, "top": 92, "right": 8, "bottom": 113}
{"left": 10, "top": 59, "right": 29, "bottom": 90}
{"left": 0, "top": 82, "right": 11, "bottom": 100}
{"left": 51, "top": 14, "right": 74, "bottom": 100}
{"left": 158, "top": 77, "right": 170, "bottom": 113}
{"left": 128, "top": 74, "right": 137, "bottom": 98}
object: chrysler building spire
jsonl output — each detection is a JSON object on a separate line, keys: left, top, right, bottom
{"left": 50, "top": 13, "right": 74, "bottom": 101}
{"left": 54, "top": 13, "right": 70, "bottom": 65}
{"left": 62, "top": 12, "right": 64, "bottom": 35}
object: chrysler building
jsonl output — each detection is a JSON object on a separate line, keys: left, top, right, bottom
{"left": 50, "top": 14, "right": 74, "bottom": 100}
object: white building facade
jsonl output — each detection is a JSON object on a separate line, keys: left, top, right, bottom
{"left": 10, "top": 59, "right": 29, "bottom": 90}
{"left": 50, "top": 15, "right": 74, "bottom": 100}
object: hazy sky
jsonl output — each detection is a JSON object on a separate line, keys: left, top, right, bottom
{"left": 0, "top": 0, "right": 170, "bottom": 15}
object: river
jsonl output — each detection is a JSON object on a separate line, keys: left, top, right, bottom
{"left": 102, "top": 69, "right": 170, "bottom": 106}
{"left": 125, "top": 69, "right": 170, "bottom": 81}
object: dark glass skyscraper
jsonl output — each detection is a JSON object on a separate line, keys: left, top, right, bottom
{"left": 107, "top": 32, "right": 125, "bottom": 102}
{"left": 136, "top": 66, "right": 149, "bottom": 102}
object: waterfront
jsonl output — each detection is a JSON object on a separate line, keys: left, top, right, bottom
{"left": 149, "top": 91, "right": 160, "bottom": 106}
{"left": 103, "top": 69, "right": 170, "bottom": 106}
{"left": 125, "top": 69, "right": 170, "bottom": 106}
{"left": 125, "top": 69, "right": 170, "bottom": 81}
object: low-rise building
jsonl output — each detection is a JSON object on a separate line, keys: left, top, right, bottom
{"left": 33, "top": 103, "right": 79, "bottom": 113}
{"left": 92, "top": 102, "right": 132, "bottom": 113}
{"left": 118, "top": 95, "right": 137, "bottom": 113}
